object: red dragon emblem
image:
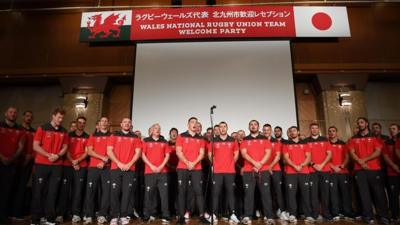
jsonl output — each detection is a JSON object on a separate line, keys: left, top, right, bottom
{"left": 86, "top": 13, "right": 127, "bottom": 39}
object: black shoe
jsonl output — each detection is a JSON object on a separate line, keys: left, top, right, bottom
{"left": 362, "top": 217, "right": 374, "bottom": 224}
{"left": 199, "top": 216, "right": 210, "bottom": 224}
{"left": 177, "top": 217, "right": 186, "bottom": 225}
{"left": 380, "top": 218, "right": 390, "bottom": 225}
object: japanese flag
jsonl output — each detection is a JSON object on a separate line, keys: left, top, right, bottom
{"left": 294, "top": 7, "right": 351, "bottom": 37}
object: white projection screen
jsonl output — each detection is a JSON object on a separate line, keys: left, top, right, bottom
{"left": 132, "top": 41, "right": 297, "bottom": 137}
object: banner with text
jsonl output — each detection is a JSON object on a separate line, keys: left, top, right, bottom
{"left": 80, "top": 6, "right": 350, "bottom": 42}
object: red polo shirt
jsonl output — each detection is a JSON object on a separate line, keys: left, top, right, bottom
{"left": 267, "top": 138, "right": 282, "bottom": 171}
{"left": 347, "top": 132, "right": 383, "bottom": 171}
{"left": 0, "top": 121, "right": 25, "bottom": 160}
{"left": 329, "top": 139, "right": 349, "bottom": 174}
{"left": 107, "top": 131, "right": 142, "bottom": 171}
{"left": 176, "top": 131, "right": 206, "bottom": 171}
{"left": 383, "top": 139, "right": 399, "bottom": 176}
{"left": 167, "top": 140, "right": 178, "bottom": 172}
{"left": 34, "top": 123, "right": 69, "bottom": 165}
{"left": 240, "top": 134, "right": 272, "bottom": 173}
{"left": 305, "top": 136, "right": 332, "bottom": 173}
{"left": 208, "top": 135, "right": 239, "bottom": 174}
{"left": 64, "top": 131, "right": 90, "bottom": 167}
{"left": 142, "top": 136, "right": 171, "bottom": 174}
{"left": 282, "top": 139, "right": 310, "bottom": 174}
{"left": 87, "top": 131, "right": 112, "bottom": 168}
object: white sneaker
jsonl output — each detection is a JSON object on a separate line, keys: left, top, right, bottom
{"left": 288, "top": 215, "right": 297, "bottom": 223}
{"left": 280, "top": 211, "right": 289, "bottom": 221}
{"left": 229, "top": 214, "right": 240, "bottom": 224}
{"left": 276, "top": 209, "right": 282, "bottom": 217}
{"left": 265, "top": 218, "right": 275, "bottom": 225}
{"left": 316, "top": 215, "right": 323, "bottom": 221}
{"left": 44, "top": 222, "right": 55, "bottom": 225}
{"left": 55, "top": 216, "right": 63, "bottom": 224}
{"left": 242, "top": 217, "right": 252, "bottom": 225}
{"left": 40, "top": 217, "right": 47, "bottom": 224}
{"left": 72, "top": 215, "right": 81, "bottom": 223}
{"left": 97, "top": 216, "right": 107, "bottom": 224}
{"left": 209, "top": 214, "right": 218, "bottom": 223}
{"left": 83, "top": 217, "right": 93, "bottom": 224}
{"left": 120, "top": 217, "right": 130, "bottom": 225}
{"left": 184, "top": 212, "right": 191, "bottom": 220}
{"left": 305, "top": 217, "right": 316, "bottom": 223}
{"left": 110, "top": 218, "right": 118, "bottom": 225}
{"left": 256, "top": 210, "right": 261, "bottom": 218}
{"left": 134, "top": 209, "right": 140, "bottom": 218}
{"left": 222, "top": 216, "right": 229, "bottom": 222}
{"left": 161, "top": 218, "right": 170, "bottom": 224}
{"left": 332, "top": 216, "right": 341, "bottom": 221}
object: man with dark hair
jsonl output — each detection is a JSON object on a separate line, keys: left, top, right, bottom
{"left": 240, "top": 120, "right": 274, "bottom": 225}
{"left": 0, "top": 107, "right": 26, "bottom": 224}
{"left": 176, "top": 117, "right": 209, "bottom": 225}
{"left": 348, "top": 117, "right": 389, "bottom": 224}
{"left": 282, "top": 126, "right": 314, "bottom": 224}
{"left": 31, "top": 107, "right": 68, "bottom": 225}
{"left": 327, "top": 126, "right": 354, "bottom": 220}
{"left": 305, "top": 123, "right": 332, "bottom": 220}
{"left": 382, "top": 124, "right": 400, "bottom": 222}
{"left": 83, "top": 117, "right": 112, "bottom": 224}
{"left": 11, "top": 110, "right": 35, "bottom": 221}
{"left": 208, "top": 121, "right": 240, "bottom": 223}
{"left": 372, "top": 122, "right": 390, "bottom": 142}
{"left": 70, "top": 121, "right": 77, "bottom": 132}
{"left": 107, "top": 118, "right": 142, "bottom": 225}
{"left": 263, "top": 124, "right": 288, "bottom": 220}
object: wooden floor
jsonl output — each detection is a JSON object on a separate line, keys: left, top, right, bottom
{"left": 10, "top": 218, "right": 365, "bottom": 225}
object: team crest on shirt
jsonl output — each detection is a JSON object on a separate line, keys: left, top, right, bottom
{"left": 216, "top": 143, "right": 220, "bottom": 148}
{"left": 289, "top": 145, "right": 293, "bottom": 149}
{"left": 185, "top": 138, "right": 189, "bottom": 143}
{"left": 196, "top": 139, "right": 200, "bottom": 143}
{"left": 300, "top": 145, "right": 304, "bottom": 149}
{"left": 228, "top": 143, "right": 232, "bottom": 147}
{"left": 60, "top": 133, "right": 64, "bottom": 137}
{"left": 355, "top": 139, "right": 360, "bottom": 143}
{"left": 149, "top": 143, "right": 153, "bottom": 148}
{"left": 118, "top": 137, "right": 122, "bottom": 142}
{"left": 96, "top": 137, "right": 101, "bottom": 142}
{"left": 367, "top": 138, "right": 372, "bottom": 142}
{"left": 161, "top": 143, "right": 165, "bottom": 147}
{"left": 320, "top": 142, "right": 324, "bottom": 146}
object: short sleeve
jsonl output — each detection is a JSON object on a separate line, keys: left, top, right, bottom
{"left": 34, "top": 126, "right": 43, "bottom": 142}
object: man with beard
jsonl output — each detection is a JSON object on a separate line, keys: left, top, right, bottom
{"left": 107, "top": 118, "right": 142, "bottom": 225}
{"left": 348, "top": 117, "right": 389, "bottom": 224}
{"left": 208, "top": 122, "right": 240, "bottom": 223}
{"left": 176, "top": 117, "right": 209, "bottom": 225}
{"left": 263, "top": 124, "right": 288, "bottom": 220}
{"left": 282, "top": 126, "right": 314, "bottom": 224}
{"left": 382, "top": 124, "right": 400, "bottom": 222}
{"left": 31, "top": 108, "right": 68, "bottom": 225}
{"left": 0, "top": 107, "right": 26, "bottom": 224}
{"left": 240, "top": 120, "right": 274, "bottom": 225}
{"left": 305, "top": 123, "right": 332, "bottom": 220}
{"left": 328, "top": 126, "right": 354, "bottom": 220}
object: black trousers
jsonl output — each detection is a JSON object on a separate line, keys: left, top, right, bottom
{"left": 234, "top": 171, "right": 244, "bottom": 217}
{"left": 177, "top": 169, "right": 204, "bottom": 217}
{"left": 168, "top": 172, "right": 178, "bottom": 216}
{"left": 84, "top": 167, "right": 111, "bottom": 218}
{"left": 309, "top": 171, "right": 331, "bottom": 218}
{"left": 330, "top": 173, "right": 353, "bottom": 217}
{"left": 56, "top": 166, "right": 73, "bottom": 217}
{"left": 354, "top": 170, "right": 388, "bottom": 219}
{"left": 110, "top": 169, "right": 135, "bottom": 218}
{"left": 31, "top": 164, "right": 63, "bottom": 223}
{"left": 144, "top": 173, "right": 170, "bottom": 218}
{"left": 285, "top": 173, "right": 312, "bottom": 217}
{"left": 0, "top": 163, "right": 18, "bottom": 221}
{"left": 212, "top": 173, "right": 236, "bottom": 216}
{"left": 12, "top": 161, "right": 34, "bottom": 218}
{"left": 271, "top": 170, "right": 285, "bottom": 212}
{"left": 71, "top": 167, "right": 87, "bottom": 216}
{"left": 243, "top": 171, "right": 274, "bottom": 218}
{"left": 387, "top": 175, "right": 400, "bottom": 220}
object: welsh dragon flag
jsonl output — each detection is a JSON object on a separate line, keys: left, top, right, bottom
{"left": 80, "top": 10, "right": 131, "bottom": 42}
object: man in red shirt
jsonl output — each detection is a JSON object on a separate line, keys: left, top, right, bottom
{"left": 208, "top": 122, "right": 240, "bottom": 223}
{"left": 83, "top": 116, "right": 112, "bottom": 224}
{"left": 167, "top": 128, "right": 179, "bottom": 217}
{"left": 176, "top": 117, "right": 209, "bottom": 225}
{"left": 348, "top": 117, "right": 389, "bottom": 224}
{"left": 263, "top": 124, "right": 288, "bottom": 220}
{"left": 282, "top": 126, "right": 314, "bottom": 224}
{"left": 31, "top": 108, "right": 69, "bottom": 225}
{"left": 11, "top": 110, "right": 35, "bottom": 221}
{"left": 382, "top": 124, "right": 400, "bottom": 222}
{"left": 142, "top": 123, "right": 171, "bottom": 223}
{"left": 107, "top": 118, "right": 142, "bottom": 225}
{"left": 327, "top": 126, "right": 354, "bottom": 220}
{"left": 240, "top": 120, "right": 274, "bottom": 225}
{"left": 0, "top": 107, "right": 26, "bottom": 224}
{"left": 305, "top": 123, "right": 332, "bottom": 220}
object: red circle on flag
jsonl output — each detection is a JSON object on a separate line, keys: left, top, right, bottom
{"left": 311, "top": 12, "right": 332, "bottom": 31}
